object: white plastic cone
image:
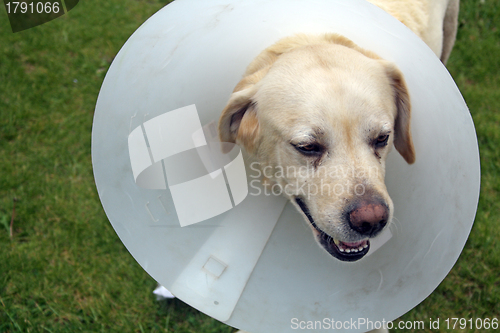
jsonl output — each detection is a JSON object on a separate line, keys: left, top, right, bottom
{"left": 92, "top": 0, "right": 480, "bottom": 332}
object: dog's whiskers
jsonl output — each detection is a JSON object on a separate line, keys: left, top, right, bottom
{"left": 389, "top": 216, "right": 403, "bottom": 237}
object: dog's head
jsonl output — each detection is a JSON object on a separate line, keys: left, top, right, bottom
{"left": 219, "top": 34, "right": 415, "bottom": 262}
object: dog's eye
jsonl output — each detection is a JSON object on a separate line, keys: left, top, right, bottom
{"left": 374, "top": 134, "right": 389, "bottom": 148}
{"left": 293, "top": 143, "right": 323, "bottom": 156}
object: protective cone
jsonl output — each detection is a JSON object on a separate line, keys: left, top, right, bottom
{"left": 92, "top": 0, "right": 480, "bottom": 332}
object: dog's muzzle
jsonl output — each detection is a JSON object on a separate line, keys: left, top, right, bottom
{"left": 295, "top": 197, "right": 388, "bottom": 262}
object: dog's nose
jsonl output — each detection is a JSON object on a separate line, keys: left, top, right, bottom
{"left": 348, "top": 201, "right": 388, "bottom": 236}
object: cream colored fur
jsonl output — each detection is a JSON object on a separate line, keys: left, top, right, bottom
{"left": 368, "top": 0, "right": 459, "bottom": 63}
{"left": 223, "top": 1, "right": 459, "bottom": 333}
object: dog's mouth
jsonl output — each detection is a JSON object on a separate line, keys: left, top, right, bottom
{"left": 295, "top": 197, "right": 370, "bottom": 262}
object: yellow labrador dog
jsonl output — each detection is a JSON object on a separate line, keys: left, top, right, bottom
{"left": 220, "top": 0, "right": 459, "bottom": 331}
{"left": 219, "top": 0, "right": 458, "bottom": 265}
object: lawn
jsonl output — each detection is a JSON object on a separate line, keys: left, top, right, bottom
{"left": 0, "top": 0, "right": 499, "bottom": 332}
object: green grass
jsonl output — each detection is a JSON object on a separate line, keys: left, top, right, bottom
{"left": 0, "top": 0, "right": 499, "bottom": 332}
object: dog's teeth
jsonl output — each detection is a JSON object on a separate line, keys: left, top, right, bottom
{"left": 336, "top": 240, "right": 369, "bottom": 254}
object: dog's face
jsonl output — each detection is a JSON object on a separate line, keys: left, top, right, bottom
{"left": 219, "top": 35, "right": 415, "bottom": 262}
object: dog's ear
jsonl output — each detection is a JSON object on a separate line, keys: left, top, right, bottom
{"left": 385, "top": 63, "right": 416, "bottom": 164}
{"left": 218, "top": 66, "right": 271, "bottom": 153}
{"left": 218, "top": 82, "right": 260, "bottom": 153}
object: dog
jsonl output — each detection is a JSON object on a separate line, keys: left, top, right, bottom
{"left": 218, "top": 0, "right": 459, "bottom": 331}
